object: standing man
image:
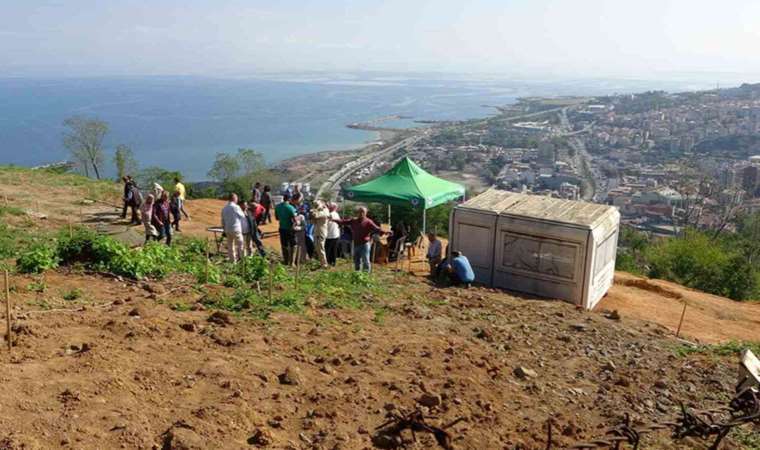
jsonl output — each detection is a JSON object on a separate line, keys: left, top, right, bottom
{"left": 252, "top": 182, "right": 262, "bottom": 204}
{"left": 260, "top": 185, "right": 273, "bottom": 224}
{"left": 221, "top": 193, "right": 246, "bottom": 263}
{"left": 325, "top": 203, "right": 341, "bottom": 266}
{"left": 333, "top": 206, "right": 387, "bottom": 272}
{"left": 123, "top": 179, "right": 143, "bottom": 225}
{"left": 174, "top": 176, "right": 190, "bottom": 220}
{"left": 426, "top": 232, "right": 442, "bottom": 276}
{"left": 310, "top": 200, "right": 330, "bottom": 267}
{"left": 275, "top": 193, "right": 297, "bottom": 265}
{"left": 121, "top": 176, "right": 132, "bottom": 220}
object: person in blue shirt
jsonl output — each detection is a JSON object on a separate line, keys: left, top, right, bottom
{"left": 448, "top": 251, "right": 475, "bottom": 287}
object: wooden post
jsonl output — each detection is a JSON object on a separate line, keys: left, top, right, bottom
{"left": 676, "top": 301, "right": 688, "bottom": 338}
{"left": 4, "top": 270, "right": 11, "bottom": 354}
{"left": 204, "top": 238, "right": 210, "bottom": 283}
{"left": 268, "top": 259, "right": 274, "bottom": 301}
{"left": 294, "top": 245, "right": 301, "bottom": 291}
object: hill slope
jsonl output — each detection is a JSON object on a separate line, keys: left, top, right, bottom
{"left": 0, "top": 167, "right": 758, "bottom": 449}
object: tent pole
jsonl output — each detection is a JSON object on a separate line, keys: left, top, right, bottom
{"left": 387, "top": 204, "right": 391, "bottom": 226}
{"left": 422, "top": 208, "right": 427, "bottom": 235}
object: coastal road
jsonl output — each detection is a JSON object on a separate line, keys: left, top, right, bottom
{"left": 315, "top": 134, "right": 423, "bottom": 200}
{"left": 558, "top": 107, "right": 596, "bottom": 201}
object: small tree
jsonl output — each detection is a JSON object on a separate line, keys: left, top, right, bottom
{"left": 113, "top": 144, "right": 138, "bottom": 180}
{"left": 63, "top": 116, "right": 108, "bottom": 179}
{"left": 207, "top": 152, "right": 240, "bottom": 185}
{"left": 237, "top": 148, "right": 265, "bottom": 177}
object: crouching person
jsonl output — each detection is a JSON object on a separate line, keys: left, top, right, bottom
{"left": 446, "top": 251, "right": 475, "bottom": 288}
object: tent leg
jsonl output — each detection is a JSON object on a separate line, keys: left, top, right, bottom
{"left": 422, "top": 208, "right": 426, "bottom": 235}
{"left": 387, "top": 204, "right": 391, "bottom": 226}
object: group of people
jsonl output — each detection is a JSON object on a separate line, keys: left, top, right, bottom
{"left": 425, "top": 231, "right": 475, "bottom": 287}
{"left": 121, "top": 175, "right": 190, "bottom": 246}
{"left": 220, "top": 193, "right": 267, "bottom": 262}
{"left": 274, "top": 192, "right": 344, "bottom": 268}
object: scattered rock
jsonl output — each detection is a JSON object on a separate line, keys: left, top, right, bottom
{"left": 513, "top": 366, "right": 538, "bottom": 379}
{"left": 371, "top": 432, "right": 402, "bottom": 449}
{"left": 179, "top": 322, "right": 197, "bottom": 332}
{"left": 247, "top": 428, "right": 273, "bottom": 447}
{"left": 141, "top": 283, "right": 166, "bottom": 295}
{"left": 606, "top": 310, "right": 621, "bottom": 321}
{"left": 654, "top": 379, "right": 668, "bottom": 390}
{"left": 278, "top": 367, "right": 302, "bottom": 385}
{"left": 602, "top": 360, "right": 617, "bottom": 372}
{"left": 162, "top": 427, "right": 204, "bottom": 450}
{"left": 127, "top": 306, "right": 147, "bottom": 318}
{"left": 207, "top": 311, "right": 233, "bottom": 326}
{"left": 570, "top": 323, "right": 588, "bottom": 332}
{"left": 190, "top": 302, "right": 205, "bottom": 311}
{"left": 417, "top": 393, "right": 441, "bottom": 408}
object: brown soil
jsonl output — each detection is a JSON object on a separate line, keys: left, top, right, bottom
{"left": 0, "top": 269, "right": 750, "bottom": 449}
{"left": 600, "top": 272, "right": 760, "bottom": 344}
{"left": 1, "top": 175, "right": 758, "bottom": 449}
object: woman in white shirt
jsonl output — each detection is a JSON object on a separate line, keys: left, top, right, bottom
{"left": 325, "top": 203, "right": 341, "bottom": 266}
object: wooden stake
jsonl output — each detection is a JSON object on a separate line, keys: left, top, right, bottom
{"left": 294, "top": 245, "right": 301, "bottom": 291}
{"left": 5, "top": 270, "right": 11, "bottom": 355}
{"left": 205, "top": 238, "right": 210, "bottom": 282}
{"left": 268, "top": 259, "right": 274, "bottom": 301}
{"left": 676, "top": 301, "right": 688, "bottom": 338}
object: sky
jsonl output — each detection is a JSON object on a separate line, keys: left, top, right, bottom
{"left": 2, "top": 0, "right": 760, "bottom": 80}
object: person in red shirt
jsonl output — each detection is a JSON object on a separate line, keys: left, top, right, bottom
{"left": 333, "top": 206, "right": 388, "bottom": 272}
{"left": 248, "top": 199, "right": 267, "bottom": 225}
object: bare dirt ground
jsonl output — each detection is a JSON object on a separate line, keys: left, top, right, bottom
{"left": 600, "top": 273, "right": 760, "bottom": 344}
{"left": 1, "top": 173, "right": 759, "bottom": 449}
{"left": 0, "top": 268, "right": 751, "bottom": 449}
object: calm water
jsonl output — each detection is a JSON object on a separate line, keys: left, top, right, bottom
{"left": 0, "top": 75, "right": 719, "bottom": 180}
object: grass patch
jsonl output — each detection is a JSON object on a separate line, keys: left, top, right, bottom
{"left": 674, "top": 341, "right": 760, "bottom": 358}
{"left": 731, "top": 427, "right": 760, "bottom": 449}
{"left": 26, "top": 280, "right": 47, "bottom": 293}
{"left": 0, "top": 205, "right": 24, "bottom": 217}
{"left": 62, "top": 288, "right": 83, "bottom": 301}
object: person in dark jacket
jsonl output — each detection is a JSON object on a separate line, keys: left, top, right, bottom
{"left": 123, "top": 179, "right": 142, "bottom": 225}
{"left": 170, "top": 190, "right": 182, "bottom": 232}
{"left": 260, "top": 185, "right": 273, "bottom": 224}
{"left": 152, "top": 191, "right": 172, "bottom": 246}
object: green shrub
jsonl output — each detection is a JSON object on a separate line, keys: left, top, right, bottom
{"left": 62, "top": 288, "right": 83, "bottom": 301}
{"left": 16, "top": 243, "right": 59, "bottom": 274}
{"left": 647, "top": 231, "right": 758, "bottom": 300}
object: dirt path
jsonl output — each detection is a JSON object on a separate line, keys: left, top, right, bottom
{"left": 600, "top": 272, "right": 760, "bottom": 344}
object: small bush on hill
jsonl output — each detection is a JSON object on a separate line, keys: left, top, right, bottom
{"left": 16, "top": 243, "right": 59, "bottom": 274}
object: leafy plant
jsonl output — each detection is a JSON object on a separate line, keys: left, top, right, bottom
{"left": 26, "top": 279, "right": 47, "bottom": 293}
{"left": 62, "top": 288, "right": 83, "bottom": 301}
{"left": 674, "top": 341, "right": 760, "bottom": 358}
{"left": 16, "top": 243, "right": 59, "bottom": 274}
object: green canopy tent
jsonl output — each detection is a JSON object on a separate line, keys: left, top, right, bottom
{"left": 342, "top": 157, "right": 466, "bottom": 233}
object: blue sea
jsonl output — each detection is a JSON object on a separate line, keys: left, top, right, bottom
{"left": 0, "top": 74, "right": 723, "bottom": 180}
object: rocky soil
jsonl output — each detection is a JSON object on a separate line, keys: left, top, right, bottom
{"left": 0, "top": 269, "right": 753, "bottom": 449}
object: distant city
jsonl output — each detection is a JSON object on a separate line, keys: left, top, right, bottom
{"left": 292, "top": 82, "right": 760, "bottom": 237}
